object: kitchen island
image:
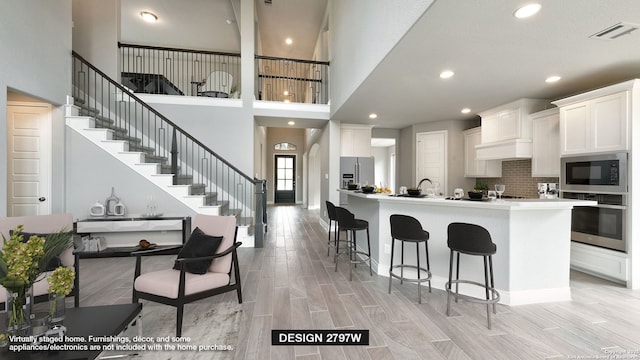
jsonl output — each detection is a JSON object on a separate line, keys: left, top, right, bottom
{"left": 337, "top": 189, "right": 596, "bottom": 305}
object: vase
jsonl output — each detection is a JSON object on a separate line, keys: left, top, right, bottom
{"left": 6, "top": 287, "right": 33, "bottom": 336}
{"left": 48, "top": 292, "right": 66, "bottom": 324}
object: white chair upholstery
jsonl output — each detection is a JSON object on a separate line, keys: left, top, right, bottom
{"left": 132, "top": 214, "right": 242, "bottom": 337}
{"left": 198, "top": 71, "right": 233, "bottom": 97}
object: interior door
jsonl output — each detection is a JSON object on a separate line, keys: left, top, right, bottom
{"left": 274, "top": 155, "right": 296, "bottom": 203}
{"left": 416, "top": 130, "right": 447, "bottom": 195}
{"left": 7, "top": 102, "right": 52, "bottom": 216}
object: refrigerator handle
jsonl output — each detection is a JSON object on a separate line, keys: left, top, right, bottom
{"left": 355, "top": 160, "right": 360, "bottom": 184}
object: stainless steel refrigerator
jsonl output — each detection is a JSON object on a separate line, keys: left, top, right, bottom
{"left": 340, "top": 156, "right": 375, "bottom": 204}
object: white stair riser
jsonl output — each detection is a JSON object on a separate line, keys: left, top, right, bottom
{"left": 135, "top": 163, "right": 161, "bottom": 177}
{"left": 84, "top": 129, "right": 113, "bottom": 141}
{"left": 101, "top": 140, "right": 128, "bottom": 153}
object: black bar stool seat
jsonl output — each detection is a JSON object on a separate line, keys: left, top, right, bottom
{"left": 445, "top": 222, "right": 500, "bottom": 329}
{"left": 334, "top": 207, "right": 372, "bottom": 281}
{"left": 388, "top": 214, "right": 432, "bottom": 303}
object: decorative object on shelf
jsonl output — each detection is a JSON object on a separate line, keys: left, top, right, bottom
{"left": 47, "top": 266, "right": 75, "bottom": 324}
{"left": 105, "top": 187, "right": 123, "bottom": 216}
{"left": 145, "top": 195, "right": 157, "bottom": 217}
{"left": 0, "top": 225, "right": 73, "bottom": 336}
{"left": 468, "top": 190, "right": 484, "bottom": 200}
{"left": 89, "top": 201, "right": 106, "bottom": 217}
{"left": 495, "top": 184, "right": 506, "bottom": 201}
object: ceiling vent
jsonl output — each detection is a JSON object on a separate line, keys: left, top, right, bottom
{"left": 590, "top": 22, "right": 639, "bottom": 40}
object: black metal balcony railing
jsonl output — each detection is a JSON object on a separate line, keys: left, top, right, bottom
{"left": 118, "top": 42, "right": 241, "bottom": 98}
{"left": 72, "top": 51, "right": 266, "bottom": 247}
{"left": 255, "top": 55, "right": 329, "bottom": 104}
{"left": 118, "top": 42, "right": 329, "bottom": 104}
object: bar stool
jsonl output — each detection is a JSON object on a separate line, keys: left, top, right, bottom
{"left": 388, "top": 214, "right": 432, "bottom": 303}
{"left": 325, "top": 201, "right": 339, "bottom": 257}
{"left": 334, "top": 207, "right": 372, "bottom": 281}
{"left": 445, "top": 222, "right": 500, "bottom": 329}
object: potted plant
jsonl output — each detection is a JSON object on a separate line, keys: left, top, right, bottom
{"left": 469, "top": 181, "right": 489, "bottom": 199}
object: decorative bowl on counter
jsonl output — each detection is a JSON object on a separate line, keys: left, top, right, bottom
{"left": 361, "top": 186, "right": 376, "bottom": 194}
{"left": 407, "top": 188, "right": 422, "bottom": 196}
{"left": 347, "top": 183, "right": 359, "bottom": 190}
{"left": 468, "top": 191, "right": 483, "bottom": 200}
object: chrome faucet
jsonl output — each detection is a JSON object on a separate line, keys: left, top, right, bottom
{"left": 417, "top": 178, "right": 432, "bottom": 189}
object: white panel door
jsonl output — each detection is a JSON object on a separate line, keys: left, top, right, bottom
{"left": 7, "top": 103, "right": 52, "bottom": 216}
{"left": 416, "top": 131, "right": 447, "bottom": 195}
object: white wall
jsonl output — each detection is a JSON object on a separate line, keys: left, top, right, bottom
{"left": 66, "top": 129, "right": 194, "bottom": 220}
{"left": 372, "top": 146, "right": 389, "bottom": 188}
{"left": 328, "top": 0, "right": 434, "bottom": 114}
{"left": 72, "top": 0, "right": 121, "bottom": 79}
{"left": 144, "top": 102, "right": 254, "bottom": 176}
{"left": 0, "top": 0, "right": 72, "bottom": 216}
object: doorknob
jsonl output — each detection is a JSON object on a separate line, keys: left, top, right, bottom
{"left": 38, "top": 197, "right": 46, "bottom": 202}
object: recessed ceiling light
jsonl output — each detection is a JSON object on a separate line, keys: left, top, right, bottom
{"left": 288, "top": 121, "right": 295, "bottom": 126}
{"left": 369, "top": 113, "right": 378, "bottom": 119}
{"left": 440, "top": 70, "right": 455, "bottom": 79}
{"left": 461, "top": 108, "right": 471, "bottom": 114}
{"left": 545, "top": 75, "right": 562, "bottom": 83}
{"left": 140, "top": 11, "right": 158, "bottom": 23}
{"left": 283, "top": 90, "right": 289, "bottom": 96}
{"left": 514, "top": 3, "right": 541, "bottom": 19}
{"left": 285, "top": 38, "right": 293, "bottom": 45}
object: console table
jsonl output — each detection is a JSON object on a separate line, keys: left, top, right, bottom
{"left": 72, "top": 216, "right": 191, "bottom": 307}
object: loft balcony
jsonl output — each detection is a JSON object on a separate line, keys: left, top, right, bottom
{"left": 118, "top": 43, "right": 329, "bottom": 105}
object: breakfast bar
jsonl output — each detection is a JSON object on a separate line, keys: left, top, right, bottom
{"left": 338, "top": 189, "right": 596, "bottom": 305}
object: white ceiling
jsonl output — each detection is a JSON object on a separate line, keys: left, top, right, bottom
{"left": 334, "top": 0, "right": 640, "bottom": 128}
{"left": 119, "top": 0, "right": 640, "bottom": 130}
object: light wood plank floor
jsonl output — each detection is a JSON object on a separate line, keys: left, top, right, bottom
{"left": 77, "top": 205, "right": 640, "bottom": 359}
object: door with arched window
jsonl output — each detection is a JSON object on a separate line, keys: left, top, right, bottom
{"left": 275, "top": 155, "right": 296, "bottom": 203}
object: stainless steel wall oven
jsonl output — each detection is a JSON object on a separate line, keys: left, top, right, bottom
{"left": 562, "top": 192, "right": 626, "bottom": 252}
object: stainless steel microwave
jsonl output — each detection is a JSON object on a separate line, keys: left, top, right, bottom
{"left": 561, "top": 153, "right": 627, "bottom": 193}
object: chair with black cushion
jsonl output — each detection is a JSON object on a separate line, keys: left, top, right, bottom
{"left": 334, "top": 207, "right": 372, "bottom": 281}
{"left": 388, "top": 214, "right": 432, "bottom": 303}
{"left": 445, "top": 222, "right": 500, "bottom": 329}
{"left": 132, "top": 215, "right": 242, "bottom": 336}
{"left": 325, "top": 201, "right": 339, "bottom": 257}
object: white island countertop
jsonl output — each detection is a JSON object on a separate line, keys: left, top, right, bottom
{"left": 336, "top": 189, "right": 596, "bottom": 306}
{"left": 338, "top": 189, "right": 596, "bottom": 209}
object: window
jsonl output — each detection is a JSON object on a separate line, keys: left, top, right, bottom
{"left": 274, "top": 142, "right": 297, "bottom": 151}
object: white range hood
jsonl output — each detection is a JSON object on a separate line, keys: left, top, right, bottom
{"left": 474, "top": 98, "right": 550, "bottom": 161}
{"left": 475, "top": 139, "right": 532, "bottom": 160}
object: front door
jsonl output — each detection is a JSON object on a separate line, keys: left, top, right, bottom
{"left": 274, "top": 155, "right": 295, "bottom": 203}
{"left": 7, "top": 102, "right": 52, "bottom": 216}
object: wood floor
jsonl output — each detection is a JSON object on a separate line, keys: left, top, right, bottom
{"left": 78, "top": 205, "right": 640, "bottom": 359}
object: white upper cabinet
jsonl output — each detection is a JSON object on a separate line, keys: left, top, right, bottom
{"left": 479, "top": 99, "right": 549, "bottom": 144}
{"left": 531, "top": 108, "right": 560, "bottom": 177}
{"left": 554, "top": 82, "right": 633, "bottom": 156}
{"left": 341, "top": 124, "right": 373, "bottom": 157}
{"left": 463, "top": 127, "right": 502, "bottom": 178}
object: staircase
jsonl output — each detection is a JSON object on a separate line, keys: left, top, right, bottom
{"left": 68, "top": 51, "right": 266, "bottom": 247}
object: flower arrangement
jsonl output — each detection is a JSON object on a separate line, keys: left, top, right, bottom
{"left": 48, "top": 267, "right": 75, "bottom": 296}
{"left": 48, "top": 267, "right": 75, "bottom": 321}
{"left": 0, "top": 225, "right": 73, "bottom": 329}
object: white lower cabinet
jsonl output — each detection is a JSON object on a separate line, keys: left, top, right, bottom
{"left": 463, "top": 127, "right": 501, "bottom": 178}
{"left": 571, "top": 241, "right": 628, "bottom": 283}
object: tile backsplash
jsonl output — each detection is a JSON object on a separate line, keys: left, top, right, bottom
{"left": 478, "top": 159, "right": 558, "bottom": 199}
